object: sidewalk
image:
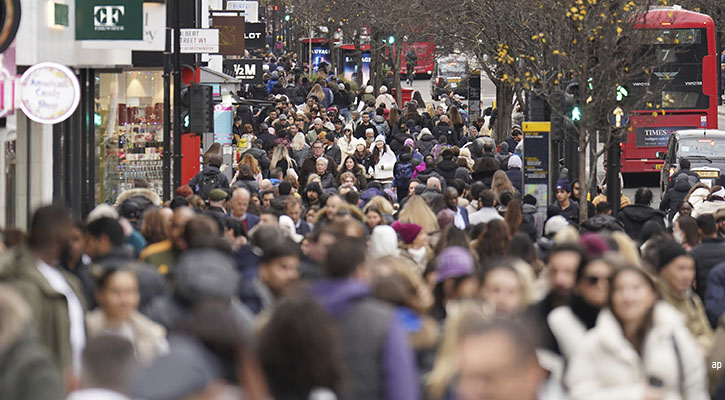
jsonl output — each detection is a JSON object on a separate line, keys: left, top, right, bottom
{"left": 720, "top": 104, "right": 725, "bottom": 115}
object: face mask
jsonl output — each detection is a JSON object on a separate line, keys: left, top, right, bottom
{"left": 673, "top": 229, "right": 684, "bottom": 245}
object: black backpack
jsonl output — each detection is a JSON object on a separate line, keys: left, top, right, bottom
{"left": 197, "top": 173, "right": 221, "bottom": 200}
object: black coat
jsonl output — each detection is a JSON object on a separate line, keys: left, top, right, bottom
{"left": 616, "top": 204, "right": 665, "bottom": 241}
{"left": 416, "top": 134, "right": 437, "bottom": 157}
{"left": 505, "top": 167, "right": 523, "bottom": 194}
{"left": 690, "top": 237, "right": 725, "bottom": 299}
{"left": 660, "top": 175, "right": 691, "bottom": 221}
{"left": 189, "top": 165, "right": 230, "bottom": 193}
{"left": 435, "top": 159, "right": 458, "bottom": 187}
{"left": 243, "top": 147, "right": 271, "bottom": 171}
{"left": 431, "top": 122, "right": 457, "bottom": 145}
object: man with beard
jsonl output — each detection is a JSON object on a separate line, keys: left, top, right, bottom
{"left": 524, "top": 243, "right": 586, "bottom": 355}
{"left": 0, "top": 205, "right": 87, "bottom": 375}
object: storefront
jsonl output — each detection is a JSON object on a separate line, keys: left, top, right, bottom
{"left": 94, "top": 70, "right": 165, "bottom": 204}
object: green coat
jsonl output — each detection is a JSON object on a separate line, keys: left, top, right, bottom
{"left": 0, "top": 247, "right": 87, "bottom": 373}
{"left": 0, "top": 335, "right": 64, "bottom": 400}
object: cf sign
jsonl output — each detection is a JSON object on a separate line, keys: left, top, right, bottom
{"left": 94, "top": 6, "right": 124, "bottom": 27}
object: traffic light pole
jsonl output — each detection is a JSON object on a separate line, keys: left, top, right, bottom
{"left": 606, "top": 136, "right": 622, "bottom": 217}
{"left": 162, "top": 1, "right": 172, "bottom": 201}
{"left": 172, "top": 0, "right": 183, "bottom": 191}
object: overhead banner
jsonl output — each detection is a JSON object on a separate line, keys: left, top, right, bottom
{"left": 211, "top": 16, "right": 245, "bottom": 55}
{"left": 244, "top": 22, "right": 265, "bottom": 49}
{"left": 76, "top": 0, "right": 143, "bottom": 40}
{"left": 223, "top": 59, "right": 263, "bottom": 84}
{"left": 226, "top": 1, "right": 259, "bottom": 22}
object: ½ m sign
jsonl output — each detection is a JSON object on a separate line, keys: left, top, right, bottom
{"left": 223, "top": 59, "right": 263, "bottom": 84}
{"left": 76, "top": 0, "right": 142, "bottom": 40}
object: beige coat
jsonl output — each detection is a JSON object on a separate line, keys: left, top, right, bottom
{"left": 657, "top": 278, "right": 714, "bottom": 351}
{"left": 566, "top": 302, "right": 709, "bottom": 400}
{"left": 86, "top": 309, "right": 168, "bottom": 365}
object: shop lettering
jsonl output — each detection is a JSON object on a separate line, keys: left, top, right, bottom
{"left": 245, "top": 32, "right": 262, "bottom": 40}
{"left": 232, "top": 64, "right": 256, "bottom": 79}
{"left": 643, "top": 129, "right": 668, "bottom": 136}
{"left": 685, "top": 81, "right": 702, "bottom": 86}
{"left": 313, "top": 49, "right": 330, "bottom": 55}
{"left": 94, "top": 6, "right": 125, "bottom": 30}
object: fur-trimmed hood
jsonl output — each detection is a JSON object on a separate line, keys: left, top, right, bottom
{"left": 114, "top": 188, "right": 162, "bottom": 207}
{"left": 0, "top": 284, "right": 32, "bottom": 357}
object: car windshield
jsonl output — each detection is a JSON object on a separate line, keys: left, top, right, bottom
{"left": 677, "top": 138, "right": 725, "bottom": 158}
{"left": 439, "top": 60, "right": 466, "bottom": 75}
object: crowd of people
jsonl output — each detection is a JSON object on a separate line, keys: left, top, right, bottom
{"left": 3, "top": 49, "right": 725, "bottom": 400}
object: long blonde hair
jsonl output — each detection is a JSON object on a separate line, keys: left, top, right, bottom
{"left": 363, "top": 196, "right": 394, "bottom": 216}
{"left": 426, "top": 301, "right": 493, "bottom": 400}
{"left": 270, "top": 144, "right": 294, "bottom": 170}
{"left": 398, "top": 195, "right": 439, "bottom": 234}
{"left": 290, "top": 132, "right": 308, "bottom": 151}
{"left": 491, "top": 170, "right": 515, "bottom": 199}
{"left": 308, "top": 84, "right": 326, "bottom": 104}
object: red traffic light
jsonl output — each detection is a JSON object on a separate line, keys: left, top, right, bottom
{"left": 273, "top": 5, "right": 279, "bottom": 11}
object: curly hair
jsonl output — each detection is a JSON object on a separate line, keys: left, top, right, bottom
{"left": 474, "top": 219, "right": 510, "bottom": 263}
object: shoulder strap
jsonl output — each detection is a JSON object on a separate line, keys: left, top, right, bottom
{"left": 671, "top": 332, "right": 685, "bottom": 396}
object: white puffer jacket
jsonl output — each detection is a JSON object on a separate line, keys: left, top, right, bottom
{"left": 565, "top": 302, "right": 709, "bottom": 400}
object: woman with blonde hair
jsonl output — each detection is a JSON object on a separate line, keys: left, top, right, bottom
{"left": 491, "top": 169, "right": 517, "bottom": 200}
{"left": 363, "top": 195, "right": 395, "bottom": 218}
{"left": 479, "top": 258, "right": 535, "bottom": 317}
{"left": 270, "top": 144, "right": 297, "bottom": 178}
{"left": 426, "top": 300, "right": 493, "bottom": 400}
{"left": 307, "top": 83, "right": 326, "bottom": 106}
{"left": 398, "top": 194, "right": 439, "bottom": 234}
{"left": 289, "top": 130, "right": 310, "bottom": 167}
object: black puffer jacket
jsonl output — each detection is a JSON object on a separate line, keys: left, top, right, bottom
{"left": 416, "top": 133, "right": 437, "bottom": 157}
{"left": 415, "top": 166, "right": 446, "bottom": 188}
{"left": 390, "top": 132, "right": 414, "bottom": 154}
{"left": 435, "top": 159, "right": 458, "bottom": 187}
{"left": 580, "top": 215, "right": 625, "bottom": 234}
{"left": 660, "top": 174, "right": 691, "bottom": 221}
{"left": 616, "top": 204, "right": 665, "bottom": 241}
{"left": 690, "top": 237, "right": 725, "bottom": 299}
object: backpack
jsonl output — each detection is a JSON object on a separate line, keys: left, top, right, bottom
{"left": 197, "top": 173, "right": 221, "bottom": 200}
{"left": 393, "top": 162, "right": 414, "bottom": 190}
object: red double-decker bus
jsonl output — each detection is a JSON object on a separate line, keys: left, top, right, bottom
{"left": 621, "top": 7, "right": 719, "bottom": 176}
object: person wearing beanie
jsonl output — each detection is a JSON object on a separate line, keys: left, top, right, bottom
{"left": 307, "top": 117, "right": 326, "bottom": 143}
{"left": 547, "top": 178, "right": 579, "bottom": 224}
{"left": 392, "top": 221, "right": 431, "bottom": 270}
{"left": 505, "top": 155, "right": 523, "bottom": 194}
{"left": 376, "top": 85, "right": 396, "bottom": 111}
{"left": 338, "top": 124, "right": 356, "bottom": 160}
{"left": 430, "top": 246, "right": 476, "bottom": 321}
{"left": 654, "top": 240, "right": 713, "bottom": 351}
{"left": 323, "top": 131, "right": 342, "bottom": 166}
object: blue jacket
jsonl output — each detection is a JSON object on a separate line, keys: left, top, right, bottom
{"left": 705, "top": 262, "right": 725, "bottom": 328}
{"left": 310, "top": 279, "right": 419, "bottom": 400}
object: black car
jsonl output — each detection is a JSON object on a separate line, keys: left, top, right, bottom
{"left": 430, "top": 55, "right": 470, "bottom": 100}
{"left": 657, "top": 129, "right": 725, "bottom": 193}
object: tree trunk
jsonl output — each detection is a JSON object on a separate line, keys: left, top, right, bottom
{"left": 578, "top": 128, "right": 589, "bottom": 223}
{"left": 495, "top": 83, "right": 513, "bottom": 143}
{"left": 370, "top": 32, "right": 383, "bottom": 96}
{"left": 392, "top": 45, "right": 402, "bottom": 106}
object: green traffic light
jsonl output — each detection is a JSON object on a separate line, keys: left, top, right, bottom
{"left": 387, "top": 35, "right": 395, "bottom": 45}
{"left": 183, "top": 113, "right": 190, "bottom": 128}
{"left": 571, "top": 106, "right": 582, "bottom": 121}
{"left": 284, "top": 14, "right": 291, "bottom": 22}
{"left": 616, "top": 85, "right": 629, "bottom": 102}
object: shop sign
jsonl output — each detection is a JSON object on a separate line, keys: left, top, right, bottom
{"left": 180, "top": 29, "right": 219, "bottom": 53}
{"left": 19, "top": 62, "right": 80, "bottom": 124}
{"left": 211, "top": 16, "right": 245, "bottom": 55}
{"left": 82, "top": 3, "right": 165, "bottom": 51}
{"left": 226, "top": 1, "right": 259, "bottom": 22}
{"left": 76, "top": 0, "right": 143, "bottom": 40}
{"left": 244, "top": 22, "right": 265, "bottom": 49}
{"left": 223, "top": 59, "right": 262, "bottom": 84}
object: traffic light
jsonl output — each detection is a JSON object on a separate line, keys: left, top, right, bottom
{"left": 564, "top": 81, "right": 580, "bottom": 122}
{"left": 284, "top": 14, "right": 291, "bottom": 22}
{"left": 615, "top": 84, "right": 629, "bottom": 102}
{"left": 188, "top": 84, "right": 214, "bottom": 133}
{"left": 179, "top": 85, "right": 191, "bottom": 134}
{"left": 387, "top": 35, "right": 395, "bottom": 45}
{"left": 273, "top": 5, "right": 279, "bottom": 11}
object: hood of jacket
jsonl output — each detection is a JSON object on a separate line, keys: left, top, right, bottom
{"left": 114, "top": 188, "right": 162, "bottom": 207}
{"left": 688, "top": 187, "right": 710, "bottom": 208}
{"left": 619, "top": 204, "right": 665, "bottom": 223}
{"left": 436, "top": 159, "right": 457, "bottom": 173}
{"left": 419, "top": 132, "right": 435, "bottom": 142}
{"left": 581, "top": 214, "right": 624, "bottom": 232}
{"left": 310, "top": 279, "right": 372, "bottom": 318}
{"left": 202, "top": 165, "right": 222, "bottom": 176}
{"left": 0, "top": 283, "right": 32, "bottom": 357}
{"left": 522, "top": 203, "right": 537, "bottom": 215}
{"left": 398, "top": 152, "right": 413, "bottom": 163}
{"left": 372, "top": 115, "right": 385, "bottom": 124}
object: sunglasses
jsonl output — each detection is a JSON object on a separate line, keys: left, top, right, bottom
{"left": 585, "top": 275, "right": 609, "bottom": 285}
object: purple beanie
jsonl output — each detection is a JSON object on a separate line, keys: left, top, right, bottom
{"left": 435, "top": 246, "right": 474, "bottom": 283}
